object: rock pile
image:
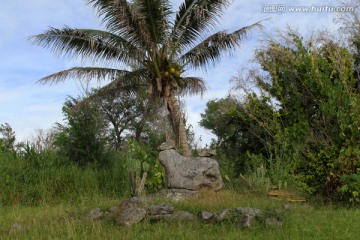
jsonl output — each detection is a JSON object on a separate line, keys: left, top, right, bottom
{"left": 87, "top": 197, "right": 285, "bottom": 228}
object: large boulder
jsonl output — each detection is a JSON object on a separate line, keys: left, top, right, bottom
{"left": 159, "top": 149, "right": 223, "bottom": 191}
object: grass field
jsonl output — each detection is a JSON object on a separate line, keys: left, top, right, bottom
{"left": 1, "top": 190, "right": 359, "bottom": 240}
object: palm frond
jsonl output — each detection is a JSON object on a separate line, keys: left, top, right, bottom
{"left": 37, "top": 67, "right": 130, "bottom": 85}
{"left": 137, "top": 0, "right": 172, "bottom": 45}
{"left": 93, "top": 68, "right": 149, "bottom": 97}
{"left": 180, "top": 76, "right": 206, "bottom": 96}
{"left": 170, "top": 0, "right": 230, "bottom": 53}
{"left": 180, "top": 22, "right": 264, "bottom": 69}
{"left": 87, "top": 0, "right": 150, "bottom": 47}
{"left": 29, "top": 27, "right": 142, "bottom": 65}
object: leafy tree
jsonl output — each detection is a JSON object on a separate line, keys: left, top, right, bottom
{"left": 91, "top": 88, "right": 162, "bottom": 150}
{"left": 200, "top": 95, "right": 274, "bottom": 175}
{"left": 53, "top": 97, "right": 110, "bottom": 167}
{"left": 200, "top": 97, "right": 234, "bottom": 148}
{"left": 30, "top": 0, "right": 262, "bottom": 156}
{"left": 0, "top": 123, "right": 16, "bottom": 154}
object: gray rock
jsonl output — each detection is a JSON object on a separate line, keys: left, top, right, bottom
{"left": 120, "top": 197, "right": 141, "bottom": 208}
{"left": 197, "top": 149, "right": 216, "bottom": 157}
{"left": 284, "top": 204, "right": 291, "bottom": 211}
{"left": 166, "top": 189, "right": 199, "bottom": 201}
{"left": 149, "top": 211, "right": 195, "bottom": 223}
{"left": 266, "top": 217, "right": 283, "bottom": 228}
{"left": 216, "top": 209, "right": 230, "bottom": 222}
{"left": 236, "top": 207, "right": 261, "bottom": 217}
{"left": 198, "top": 210, "right": 218, "bottom": 223}
{"left": 115, "top": 207, "right": 146, "bottom": 226}
{"left": 159, "top": 149, "right": 223, "bottom": 191}
{"left": 158, "top": 141, "right": 176, "bottom": 151}
{"left": 239, "top": 214, "right": 255, "bottom": 228}
{"left": 148, "top": 214, "right": 173, "bottom": 222}
{"left": 147, "top": 203, "right": 174, "bottom": 215}
{"left": 86, "top": 208, "right": 104, "bottom": 221}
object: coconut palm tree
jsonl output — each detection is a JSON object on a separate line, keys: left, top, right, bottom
{"left": 30, "top": 0, "right": 262, "bottom": 157}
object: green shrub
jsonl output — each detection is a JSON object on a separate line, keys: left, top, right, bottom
{"left": 338, "top": 174, "right": 360, "bottom": 205}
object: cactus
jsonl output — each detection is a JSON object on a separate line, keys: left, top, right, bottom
{"left": 126, "top": 138, "right": 152, "bottom": 196}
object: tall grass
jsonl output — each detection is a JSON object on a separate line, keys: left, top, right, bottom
{"left": 0, "top": 150, "right": 129, "bottom": 206}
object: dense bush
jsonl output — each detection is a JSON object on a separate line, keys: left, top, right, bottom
{"left": 201, "top": 31, "right": 360, "bottom": 204}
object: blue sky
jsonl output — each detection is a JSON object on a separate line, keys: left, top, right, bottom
{"left": 0, "top": 0, "right": 356, "bottom": 145}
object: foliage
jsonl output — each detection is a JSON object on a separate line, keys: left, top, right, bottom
{"left": 90, "top": 88, "right": 162, "bottom": 150}
{"left": 240, "top": 160, "right": 271, "bottom": 193}
{"left": 252, "top": 33, "right": 360, "bottom": 200}
{"left": 201, "top": 30, "right": 360, "bottom": 203}
{"left": 200, "top": 95, "right": 276, "bottom": 176}
{"left": 338, "top": 173, "right": 360, "bottom": 205}
{"left": 53, "top": 96, "right": 111, "bottom": 168}
{"left": 126, "top": 139, "right": 165, "bottom": 195}
{"left": 0, "top": 123, "right": 16, "bottom": 156}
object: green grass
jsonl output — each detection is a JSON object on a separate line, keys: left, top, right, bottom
{"left": 1, "top": 190, "right": 359, "bottom": 240}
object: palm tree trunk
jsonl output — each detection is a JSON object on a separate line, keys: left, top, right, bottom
{"left": 167, "top": 91, "right": 191, "bottom": 157}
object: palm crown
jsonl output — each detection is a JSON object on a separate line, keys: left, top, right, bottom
{"left": 30, "top": 0, "right": 262, "bottom": 156}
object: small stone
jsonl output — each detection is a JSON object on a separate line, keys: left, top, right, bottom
{"left": 149, "top": 211, "right": 195, "bottom": 223}
{"left": 147, "top": 203, "right": 174, "bottom": 215}
{"left": 239, "top": 214, "right": 255, "bottom": 228}
{"left": 284, "top": 204, "right": 291, "bottom": 211}
{"left": 198, "top": 210, "right": 217, "bottom": 223}
{"left": 266, "top": 217, "right": 283, "bottom": 228}
{"left": 120, "top": 197, "right": 141, "bottom": 209}
{"left": 158, "top": 141, "right": 176, "bottom": 151}
{"left": 216, "top": 209, "right": 230, "bottom": 222}
{"left": 197, "top": 149, "right": 216, "bottom": 157}
{"left": 149, "top": 214, "right": 173, "bottom": 222}
{"left": 115, "top": 207, "right": 146, "bottom": 226}
{"left": 236, "top": 207, "right": 261, "bottom": 217}
{"left": 86, "top": 208, "right": 104, "bottom": 221}
{"left": 166, "top": 189, "right": 199, "bottom": 201}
